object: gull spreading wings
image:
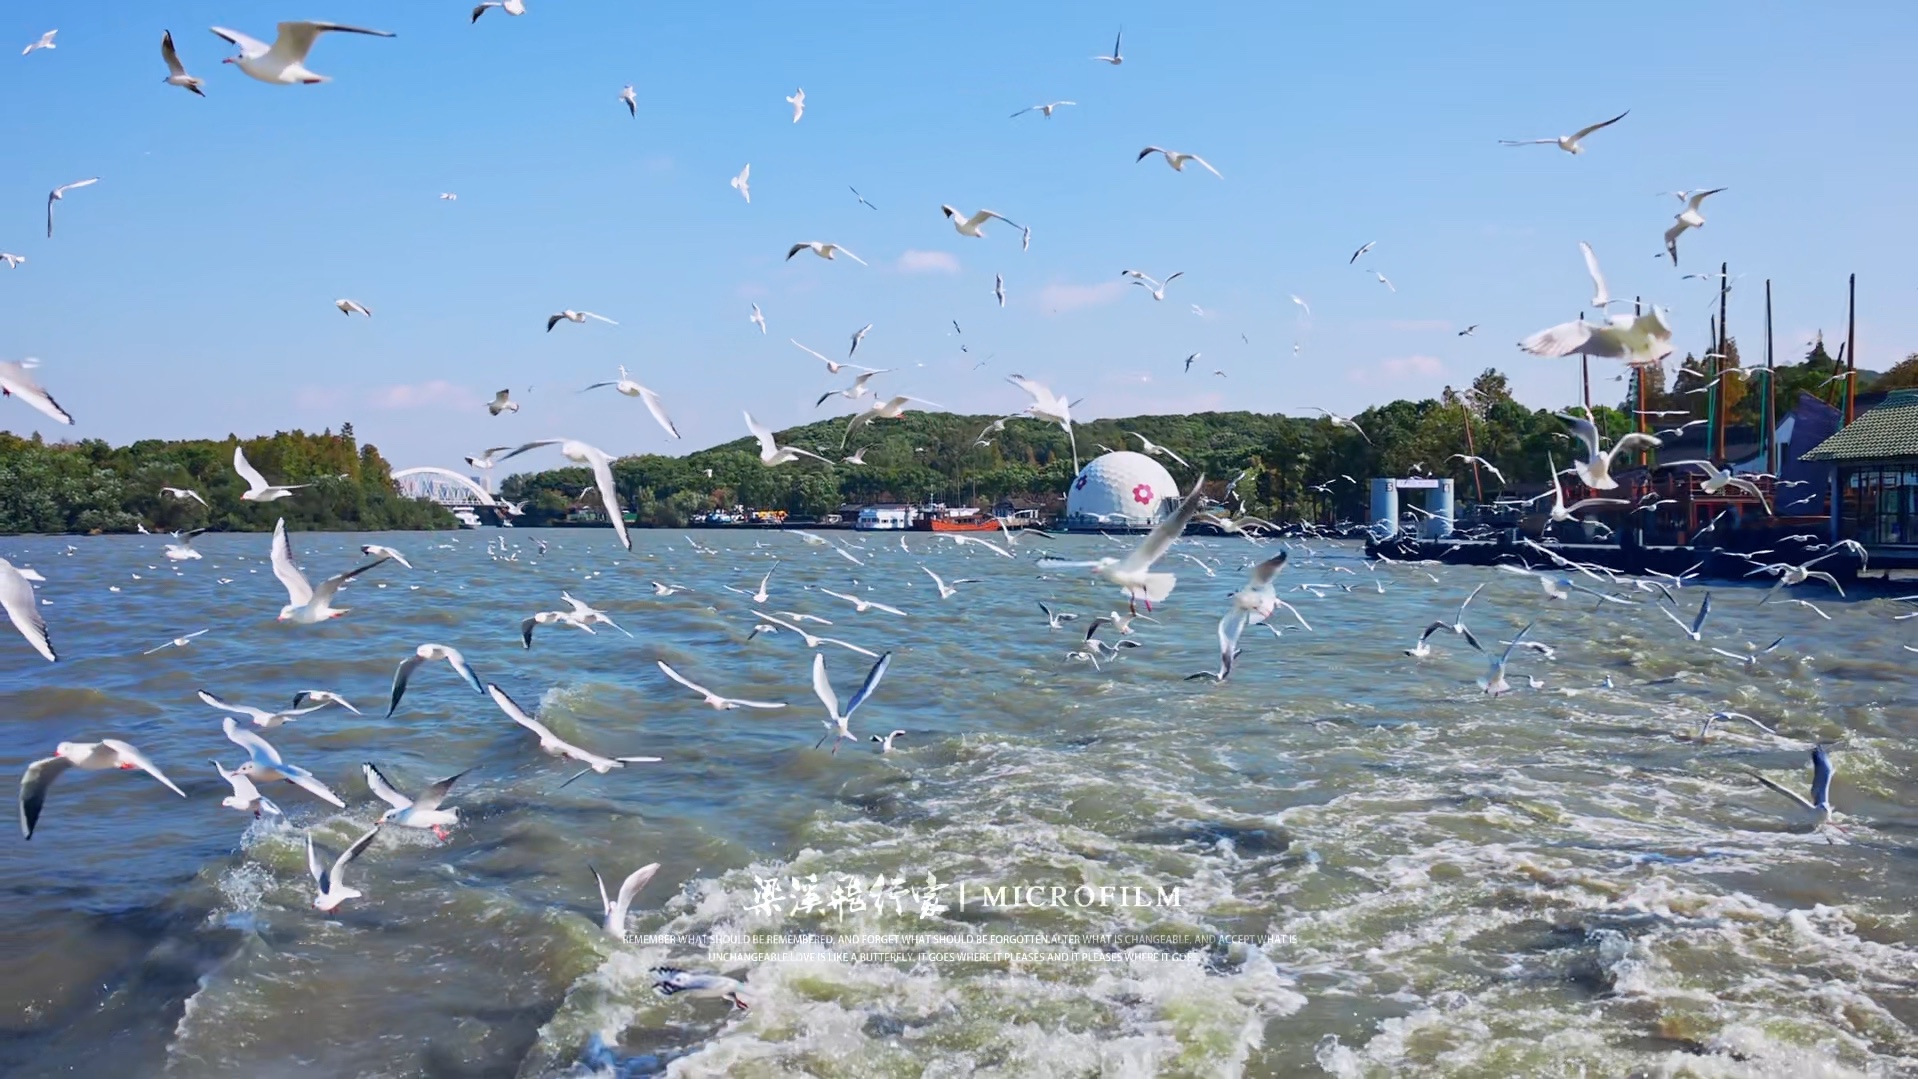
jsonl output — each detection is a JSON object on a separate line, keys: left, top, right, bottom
{"left": 46, "top": 178, "right": 98, "bottom": 238}
{"left": 0, "top": 360, "right": 74, "bottom": 425}
{"left": 1136, "top": 147, "right": 1221, "bottom": 177}
{"left": 1519, "top": 309, "right": 1674, "bottom": 367}
{"left": 1498, "top": 109, "right": 1628, "bottom": 154}
{"left": 497, "top": 440, "right": 630, "bottom": 548}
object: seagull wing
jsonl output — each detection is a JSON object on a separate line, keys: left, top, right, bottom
{"left": 209, "top": 26, "right": 273, "bottom": 58}
{"left": 0, "top": 363, "right": 75, "bottom": 424}
{"left": 607, "top": 863, "right": 661, "bottom": 934}
{"left": 308, "top": 559, "right": 386, "bottom": 610}
{"left": 1579, "top": 241, "right": 1610, "bottom": 307}
{"left": 271, "top": 22, "right": 394, "bottom": 67}
{"left": 222, "top": 715, "right": 284, "bottom": 767}
{"left": 1518, "top": 320, "right": 1596, "bottom": 358}
{"left": 843, "top": 651, "right": 891, "bottom": 719}
{"left": 1189, "top": 155, "right": 1222, "bottom": 178}
{"left": 412, "top": 769, "right": 471, "bottom": 813}
{"left": 744, "top": 412, "right": 779, "bottom": 456}
{"left": 1118, "top": 476, "right": 1207, "bottom": 573}
{"left": 0, "top": 560, "right": 53, "bottom": 662}
{"left": 1809, "top": 745, "right": 1833, "bottom": 807}
{"left": 488, "top": 683, "right": 562, "bottom": 742}
{"left": 18, "top": 755, "right": 73, "bottom": 839}
{"left": 1752, "top": 771, "right": 1816, "bottom": 812}
{"left": 810, "top": 652, "right": 841, "bottom": 722}
{"left": 1690, "top": 592, "right": 1712, "bottom": 636}
{"left": 633, "top": 384, "right": 681, "bottom": 440}
{"left": 1570, "top": 109, "right": 1629, "bottom": 142}
{"left": 270, "top": 518, "right": 314, "bottom": 606}
{"left": 100, "top": 744, "right": 183, "bottom": 806}
{"left": 330, "top": 824, "right": 381, "bottom": 887}
{"left": 233, "top": 445, "right": 271, "bottom": 492}
{"left": 387, "top": 654, "right": 427, "bottom": 717}
{"left": 583, "top": 451, "right": 630, "bottom": 551}
{"left": 656, "top": 661, "right": 713, "bottom": 700}
{"left": 1246, "top": 551, "right": 1288, "bottom": 588}
{"left": 362, "top": 762, "right": 413, "bottom": 810}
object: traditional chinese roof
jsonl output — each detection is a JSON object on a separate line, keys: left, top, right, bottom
{"left": 1801, "top": 389, "right": 1918, "bottom": 462}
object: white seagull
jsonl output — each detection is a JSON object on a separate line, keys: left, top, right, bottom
{"left": 652, "top": 967, "right": 749, "bottom": 1010}
{"left": 750, "top": 303, "right": 766, "bottom": 333}
{"left": 752, "top": 611, "right": 879, "bottom": 658}
{"left": 1664, "top": 459, "right": 1772, "bottom": 512}
{"left": 1, "top": 560, "right": 54, "bottom": 662}
{"left": 995, "top": 273, "right": 1006, "bottom": 307}
{"left": 520, "top": 609, "right": 595, "bottom": 648}
{"left": 363, "top": 763, "right": 469, "bottom": 839}
{"left": 142, "top": 629, "right": 209, "bottom": 656}
{"left": 46, "top": 178, "right": 99, "bottom": 238}
{"left": 1520, "top": 309, "right": 1674, "bottom": 367}
{"left": 547, "top": 309, "right": 617, "bottom": 332}
{"left": 745, "top": 412, "right": 832, "bottom": 467}
{"left": 307, "top": 825, "right": 382, "bottom": 911}
{"left": 209, "top": 21, "right": 395, "bottom": 85}
{"left": 488, "top": 389, "right": 519, "bottom": 415}
{"left": 658, "top": 660, "right": 787, "bottom": 710}
{"left": 730, "top": 163, "right": 750, "bottom": 203}
{"left": 20, "top": 739, "right": 185, "bottom": 839}
{"left": 786, "top": 241, "right": 865, "bottom": 265}
{"left": 1304, "top": 407, "right": 1372, "bottom": 444}
{"left": 581, "top": 366, "right": 681, "bottom": 439}
{"left": 487, "top": 684, "right": 661, "bottom": 787}
{"left": 163, "top": 530, "right": 204, "bottom": 566}
{"left": 290, "top": 689, "right": 360, "bottom": 714}
{"left": 210, "top": 758, "right": 281, "bottom": 818}
{"left": 791, "top": 338, "right": 872, "bottom": 376}
{"left": 1558, "top": 412, "right": 1663, "bottom": 490}
{"left": 360, "top": 544, "right": 411, "bottom": 568}
{"left": 1663, "top": 189, "right": 1726, "bottom": 266}
{"left": 1091, "top": 29, "right": 1123, "bottom": 64}
{"left": 816, "top": 369, "right": 889, "bottom": 407}
{"left": 559, "top": 592, "right": 631, "bottom": 636}
{"left": 1123, "top": 269, "right": 1184, "bottom": 301}
{"left": 1657, "top": 591, "right": 1713, "bottom": 642}
{"left": 785, "top": 87, "right": 804, "bottom": 122}
{"left": 497, "top": 440, "right": 630, "bottom": 548}
{"left": 595, "top": 862, "right": 660, "bottom": 937}
{"left": 619, "top": 84, "right": 636, "bottom": 117}
{"left": 1498, "top": 109, "right": 1629, "bottom": 154}
{"left": 161, "top": 30, "right": 206, "bottom": 96}
{"left": 1006, "top": 374, "right": 1078, "bottom": 471}
{"left": 334, "top": 298, "right": 371, "bottom": 317}
{"left": 236, "top": 445, "right": 308, "bottom": 501}
{"left": 1136, "top": 147, "right": 1221, "bottom": 177}
{"left": 198, "top": 689, "right": 325, "bottom": 729}
{"left": 922, "top": 566, "right": 976, "bottom": 599}
{"left": 942, "top": 205, "right": 1022, "bottom": 238}
{"left": 271, "top": 518, "right": 387, "bottom": 622}
{"left": 1038, "top": 475, "right": 1207, "bottom": 610}
{"left": 1479, "top": 621, "right": 1538, "bottom": 696}
{"left": 22, "top": 30, "right": 56, "bottom": 56}
{"left": 843, "top": 395, "right": 941, "bottom": 445}
{"left": 1543, "top": 453, "right": 1630, "bottom": 522}
{"left": 222, "top": 716, "right": 347, "bottom": 807}
{"left": 1127, "top": 432, "right": 1190, "bottom": 468}
{"left": 387, "top": 643, "right": 485, "bottom": 716}
{"left": 820, "top": 588, "right": 907, "bottom": 617}
{"left": 160, "top": 486, "right": 210, "bottom": 507}
{"left": 1751, "top": 744, "right": 1836, "bottom": 825}
{"left": 1011, "top": 101, "right": 1076, "bottom": 118}
{"left": 812, "top": 651, "right": 891, "bottom": 753}
{"left": 0, "top": 254, "right": 22, "bottom": 268}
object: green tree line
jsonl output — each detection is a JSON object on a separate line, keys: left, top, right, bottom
{"left": 0, "top": 424, "right": 455, "bottom": 534}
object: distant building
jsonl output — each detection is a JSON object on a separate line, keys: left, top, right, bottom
{"left": 1801, "top": 388, "right": 1918, "bottom": 552}
{"left": 856, "top": 504, "right": 916, "bottom": 530}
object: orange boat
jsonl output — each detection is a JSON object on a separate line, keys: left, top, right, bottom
{"left": 926, "top": 515, "right": 1000, "bottom": 533}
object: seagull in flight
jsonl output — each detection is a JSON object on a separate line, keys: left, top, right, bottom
{"left": 1006, "top": 374, "right": 1079, "bottom": 471}
{"left": 816, "top": 369, "right": 889, "bottom": 407}
{"left": 1038, "top": 476, "right": 1208, "bottom": 611}
{"left": 142, "top": 628, "right": 210, "bottom": 655}
{"left": 849, "top": 323, "right": 873, "bottom": 356}
{"left": 942, "top": 205, "right": 1022, "bottom": 238}
{"left": 1424, "top": 584, "right": 1486, "bottom": 652}
{"left": 46, "top": 178, "right": 98, "bottom": 238}
{"left": 160, "top": 30, "right": 206, "bottom": 96}
{"left": 658, "top": 661, "right": 787, "bottom": 710}
{"left": 619, "top": 84, "right": 637, "bottom": 117}
{"left": 1558, "top": 411, "right": 1662, "bottom": 490}
{"left": 580, "top": 365, "right": 681, "bottom": 439}
{"left": 1447, "top": 454, "right": 1505, "bottom": 485}
{"left": 995, "top": 273, "right": 1006, "bottom": 307}
{"left": 849, "top": 186, "right": 877, "bottom": 210}
{"left": 487, "top": 389, "right": 519, "bottom": 415}
{"left": 198, "top": 689, "right": 325, "bottom": 729}
{"left": 1664, "top": 459, "right": 1772, "bottom": 512}
{"left": 235, "top": 445, "right": 308, "bottom": 501}
{"left": 1657, "top": 591, "right": 1713, "bottom": 642}
{"left": 1751, "top": 744, "right": 1836, "bottom": 825}
{"left": 1479, "top": 621, "right": 1538, "bottom": 696}
{"left": 0, "top": 560, "right": 53, "bottom": 662}
{"left": 364, "top": 763, "right": 469, "bottom": 840}
{"left": 1370, "top": 270, "right": 1395, "bottom": 293}
{"left": 1349, "top": 241, "right": 1376, "bottom": 264}
{"left": 497, "top": 439, "right": 632, "bottom": 547}
{"left": 22, "top": 30, "right": 57, "bottom": 56}
{"left": 386, "top": 643, "right": 484, "bottom": 716}
{"left": 750, "top": 303, "right": 766, "bottom": 333}
{"left": 547, "top": 309, "right": 617, "bottom": 332}
{"left": 812, "top": 651, "right": 891, "bottom": 753}
{"left": 745, "top": 412, "right": 832, "bottom": 467}
{"left": 1012, "top": 101, "right": 1076, "bottom": 118}
{"left": 489, "top": 688, "right": 660, "bottom": 789}
{"left": 221, "top": 716, "right": 345, "bottom": 807}
{"left": 1290, "top": 294, "right": 1311, "bottom": 317}
{"left": 791, "top": 338, "right": 874, "bottom": 375}
{"left": 209, "top": 21, "right": 395, "bottom": 85}
{"left": 820, "top": 588, "right": 907, "bottom": 618}
{"left": 1520, "top": 309, "right": 1674, "bottom": 367}
{"left": 730, "top": 163, "right": 750, "bottom": 203}
{"left": 787, "top": 241, "right": 865, "bottom": 265}
{"left": 1541, "top": 452, "right": 1629, "bottom": 522}
{"left": 19, "top": 739, "right": 185, "bottom": 839}
{"left": 1136, "top": 147, "right": 1221, "bottom": 177}
{"left": 1092, "top": 28, "right": 1123, "bottom": 64}
{"left": 596, "top": 864, "right": 661, "bottom": 938}
{"left": 786, "top": 87, "right": 805, "bottom": 122}
{"left": 334, "top": 298, "right": 371, "bottom": 317}
{"left": 1498, "top": 109, "right": 1629, "bottom": 154}
{"left": 210, "top": 758, "right": 281, "bottom": 818}
{"left": 270, "top": 518, "right": 388, "bottom": 623}
{"left": 306, "top": 824, "right": 382, "bottom": 911}
{"left": 1123, "top": 269, "right": 1183, "bottom": 301}
{"left": 1458, "top": 324, "right": 1478, "bottom": 336}
{"left": 1127, "top": 431, "right": 1189, "bottom": 467}
{"left": 1305, "top": 407, "right": 1372, "bottom": 444}
{"left": 1663, "top": 188, "right": 1727, "bottom": 266}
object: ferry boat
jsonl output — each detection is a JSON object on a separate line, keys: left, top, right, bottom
{"left": 927, "top": 514, "right": 1001, "bottom": 533}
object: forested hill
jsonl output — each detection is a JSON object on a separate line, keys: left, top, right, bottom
{"left": 0, "top": 426, "right": 455, "bottom": 535}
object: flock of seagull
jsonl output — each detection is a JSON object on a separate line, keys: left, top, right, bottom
{"left": 0, "top": 15, "right": 1898, "bottom": 1044}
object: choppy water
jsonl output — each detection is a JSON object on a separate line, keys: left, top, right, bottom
{"left": 1, "top": 526, "right": 1914, "bottom": 1078}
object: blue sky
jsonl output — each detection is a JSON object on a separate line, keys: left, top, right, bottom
{"left": 2, "top": 1, "right": 1914, "bottom": 468}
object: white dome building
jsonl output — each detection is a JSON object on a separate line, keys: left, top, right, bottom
{"left": 1063, "top": 451, "right": 1180, "bottom": 531}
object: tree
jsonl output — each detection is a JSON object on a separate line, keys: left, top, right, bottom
{"left": 1876, "top": 353, "right": 1918, "bottom": 391}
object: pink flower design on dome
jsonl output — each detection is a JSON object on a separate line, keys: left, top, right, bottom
{"left": 1132, "top": 483, "right": 1154, "bottom": 506}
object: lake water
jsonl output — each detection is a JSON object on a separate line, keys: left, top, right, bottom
{"left": 1, "top": 527, "right": 1913, "bottom": 1078}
